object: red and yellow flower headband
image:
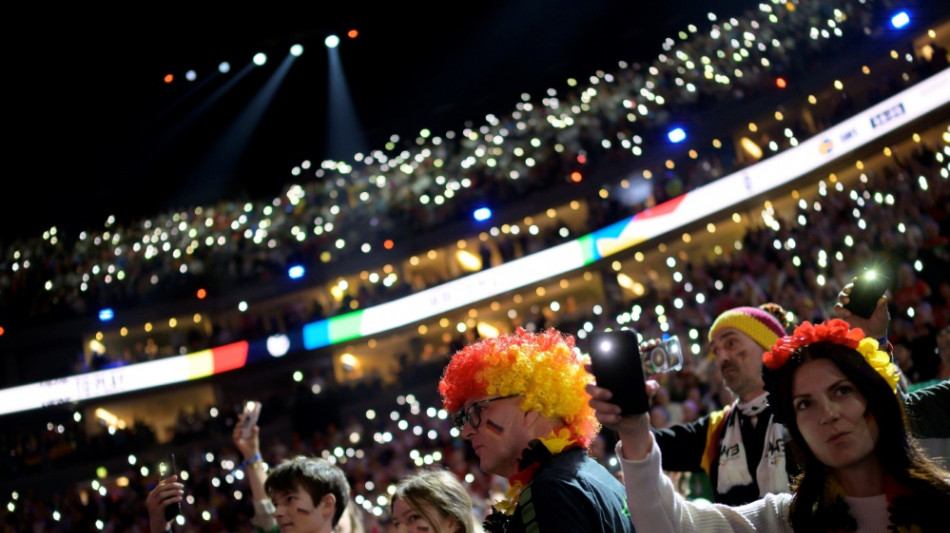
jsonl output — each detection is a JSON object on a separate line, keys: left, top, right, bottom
{"left": 764, "top": 318, "right": 901, "bottom": 393}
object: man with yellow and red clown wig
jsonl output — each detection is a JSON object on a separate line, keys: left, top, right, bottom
{"left": 439, "top": 327, "right": 635, "bottom": 533}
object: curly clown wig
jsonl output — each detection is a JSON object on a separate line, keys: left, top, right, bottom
{"left": 438, "top": 327, "right": 599, "bottom": 448}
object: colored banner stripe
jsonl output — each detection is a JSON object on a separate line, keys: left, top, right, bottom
{"left": 0, "top": 68, "right": 946, "bottom": 416}
{"left": 212, "top": 341, "right": 251, "bottom": 373}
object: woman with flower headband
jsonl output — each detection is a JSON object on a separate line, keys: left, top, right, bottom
{"left": 439, "top": 327, "right": 634, "bottom": 533}
{"left": 588, "top": 318, "right": 950, "bottom": 532}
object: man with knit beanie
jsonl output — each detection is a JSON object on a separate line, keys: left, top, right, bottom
{"left": 651, "top": 303, "right": 795, "bottom": 505}
{"left": 439, "top": 327, "right": 635, "bottom": 533}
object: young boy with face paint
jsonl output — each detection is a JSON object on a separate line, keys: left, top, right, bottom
{"left": 263, "top": 456, "right": 351, "bottom": 533}
{"left": 231, "top": 406, "right": 363, "bottom": 533}
{"left": 144, "top": 453, "right": 351, "bottom": 533}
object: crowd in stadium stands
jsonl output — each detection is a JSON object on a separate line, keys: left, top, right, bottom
{"left": 5, "top": 0, "right": 947, "bottom": 385}
{"left": 2, "top": 0, "right": 950, "bottom": 530}
{"left": 0, "top": 0, "right": 909, "bottom": 331}
{"left": 67, "top": 45, "right": 942, "bottom": 374}
{"left": 4, "top": 110, "right": 948, "bottom": 532}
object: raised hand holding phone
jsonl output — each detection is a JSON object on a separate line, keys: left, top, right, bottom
{"left": 146, "top": 467, "right": 183, "bottom": 533}
{"left": 587, "top": 329, "right": 651, "bottom": 415}
{"left": 843, "top": 270, "right": 890, "bottom": 319}
{"left": 835, "top": 270, "right": 891, "bottom": 341}
{"left": 158, "top": 453, "right": 182, "bottom": 522}
{"left": 585, "top": 340, "right": 661, "bottom": 462}
{"left": 587, "top": 329, "right": 684, "bottom": 415}
{"left": 239, "top": 400, "right": 262, "bottom": 441}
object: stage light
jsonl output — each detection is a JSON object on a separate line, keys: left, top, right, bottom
{"left": 776, "top": 77, "right": 787, "bottom": 88}
{"left": 185, "top": 70, "right": 197, "bottom": 81}
{"left": 325, "top": 35, "right": 340, "bottom": 48}
{"left": 98, "top": 308, "right": 114, "bottom": 322}
{"left": 218, "top": 62, "right": 231, "bottom": 73}
{"left": 473, "top": 207, "right": 492, "bottom": 221}
{"left": 163, "top": 74, "right": 174, "bottom": 84}
{"left": 667, "top": 127, "right": 686, "bottom": 143}
{"left": 253, "top": 53, "right": 267, "bottom": 66}
{"left": 891, "top": 11, "right": 909, "bottom": 29}
{"left": 288, "top": 265, "right": 305, "bottom": 279}
{"left": 348, "top": 29, "right": 359, "bottom": 39}
{"left": 290, "top": 44, "right": 303, "bottom": 57}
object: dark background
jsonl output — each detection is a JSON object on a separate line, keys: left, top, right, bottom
{"left": 3, "top": 0, "right": 753, "bottom": 241}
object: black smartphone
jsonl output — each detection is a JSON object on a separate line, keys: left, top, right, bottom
{"left": 845, "top": 270, "right": 890, "bottom": 319}
{"left": 159, "top": 453, "right": 182, "bottom": 521}
{"left": 587, "top": 329, "right": 650, "bottom": 415}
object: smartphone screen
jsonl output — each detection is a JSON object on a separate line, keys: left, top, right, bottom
{"left": 159, "top": 453, "right": 182, "bottom": 521}
{"left": 587, "top": 329, "right": 650, "bottom": 415}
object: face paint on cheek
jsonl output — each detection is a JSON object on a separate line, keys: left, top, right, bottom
{"left": 485, "top": 419, "right": 505, "bottom": 436}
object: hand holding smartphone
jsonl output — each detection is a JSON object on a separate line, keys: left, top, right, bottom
{"left": 844, "top": 270, "right": 889, "bottom": 319}
{"left": 159, "top": 453, "right": 182, "bottom": 521}
{"left": 239, "top": 400, "right": 262, "bottom": 440}
{"left": 587, "top": 329, "right": 650, "bottom": 415}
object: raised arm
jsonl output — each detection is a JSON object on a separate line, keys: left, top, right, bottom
{"left": 146, "top": 475, "right": 183, "bottom": 533}
{"left": 585, "top": 369, "right": 792, "bottom": 532}
{"left": 233, "top": 412, "right": 277, "bottom": 531}
{"left": 833, "top": 276, "right": 890, "bottom": 340}
{"left": 585, "top": 379, "right": 656, "bottom": 460}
